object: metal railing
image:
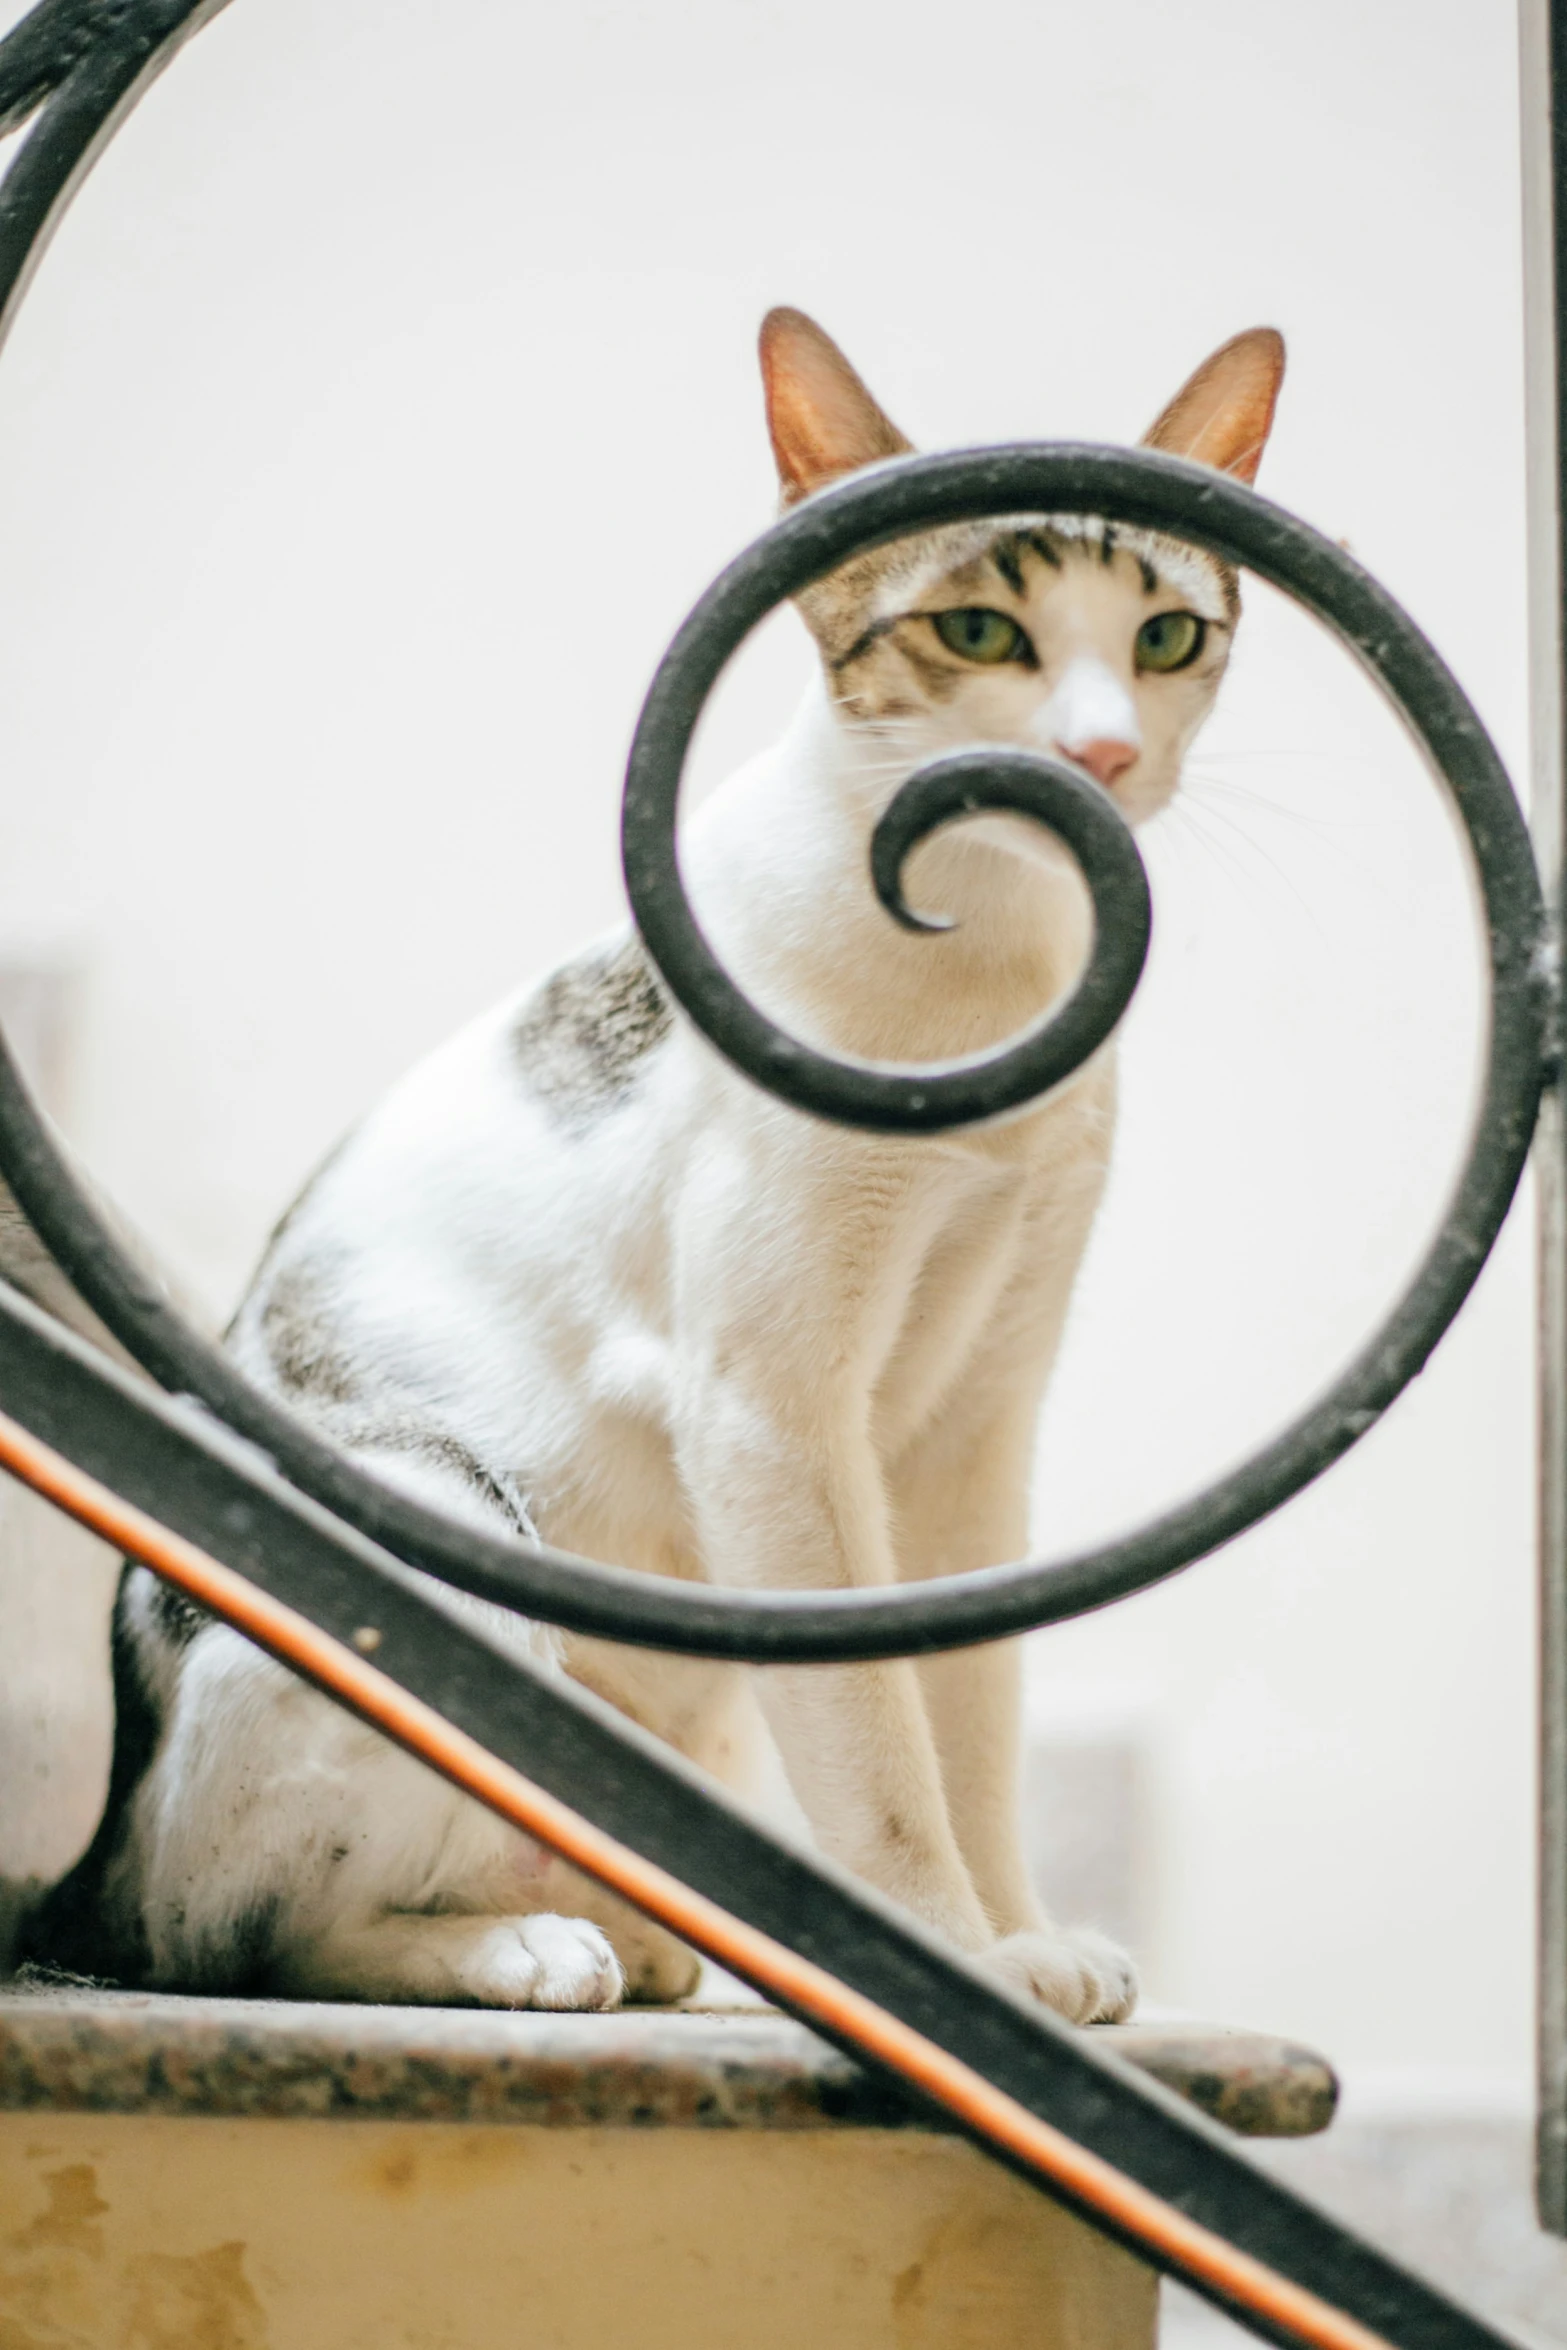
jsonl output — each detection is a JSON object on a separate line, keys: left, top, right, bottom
{"left": 1521, "top": 0, "right": 1567, "bottom": 2245}
{"left": 0, "top": 1, "right": 1557, "bottom": 2343}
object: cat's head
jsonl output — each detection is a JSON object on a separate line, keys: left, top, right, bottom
{"left": 760, "top": 309, "right": 1284, "bottom": 830}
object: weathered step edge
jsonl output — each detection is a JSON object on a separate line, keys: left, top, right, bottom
{"left": 0, "top": 1988, "right": 1336, "bottom": 2139}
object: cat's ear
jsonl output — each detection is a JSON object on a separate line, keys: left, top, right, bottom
{"left": 1141, "top": 328, "right": 1285, "bottom": 485}
{"left": 760, "top": 308, "right": 914, "bottom": 505}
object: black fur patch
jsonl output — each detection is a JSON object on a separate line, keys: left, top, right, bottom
{"left": 886, "top": 632, "right": 965, "bottom": 702}
{"left": 185, "top": 1892, "right": 281, "bottom": 1996}
{"left": 991, "top": 539, "right": 1026, "bottom": 597}
{"left": 145, "top": 1572, "right": 207, "bottom": 1650}
{"left": 511, "top": 936, "right": 672, "bottom": 1128}
{"left": 829, "top": 617, "right": 895, "bottom": 674}
{"left": 20, "top": 1568, "right": 159, "bottom": 1985}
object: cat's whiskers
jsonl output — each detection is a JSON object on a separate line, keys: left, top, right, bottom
{"left": 1154, "top": 794, "right": 1260, "bottom": 900}
{"left": 1157, "top": 785, "right": 1324, "bottom": 938}
{"left": 1182, "top": 764, "right": 1386, "bottom": 919}
{"left": 1183, "top": 761, "right": 1351, "bottom": 842}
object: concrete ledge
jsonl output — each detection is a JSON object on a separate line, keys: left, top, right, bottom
{"left": 0, "top": 1991, "right": 1336, "bottom": 2348}
{"left": 1107, "top": 2019, "right": 1337, "bottom": 2138}
{"left": 0, "top": 2106, "right": 1161, "bottom": 2350}
{"left": 0, "top": 1987, "right": 1335, "bottom": 2137}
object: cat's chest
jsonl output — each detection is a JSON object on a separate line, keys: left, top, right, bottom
{"left": 870, "top": 1096, "right": 1111, "bottom": 1450}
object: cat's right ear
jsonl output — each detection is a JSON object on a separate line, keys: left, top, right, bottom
{"left": 1141, "top": 328, "right": 1286, "bottom": 484}
{"left": 760, "top": 308, "right": 913, "bottom": 505}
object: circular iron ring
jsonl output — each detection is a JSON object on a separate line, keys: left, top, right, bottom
{"left": 0, "top": 1, "right": 1548, "bottom": 1659}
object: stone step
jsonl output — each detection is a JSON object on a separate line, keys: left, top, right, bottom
{"left": 0, "top": 1988, "right": 1334, "bottom": 2350}
{"left": 0, "top": 1986, "right": 1336, "bottom": 2137}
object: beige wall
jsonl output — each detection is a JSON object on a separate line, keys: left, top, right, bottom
{"left": 0, "top": 2111, "right": 1155, "bottom": 2350}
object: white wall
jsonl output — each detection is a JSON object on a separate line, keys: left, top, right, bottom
{"left": 0, "top": 0, "right": 1534, "bottom": 2073}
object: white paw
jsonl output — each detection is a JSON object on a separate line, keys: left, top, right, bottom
{"left": 454, "top": 1914, "right": 626, "bottom": 2011}
{"left": 982, "top": 1925, "right": 1138, "bottom": 2024}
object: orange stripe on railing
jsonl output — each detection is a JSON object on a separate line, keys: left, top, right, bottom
{"left": 0, "top": 1401, "right": 1391, "bottom": 2350}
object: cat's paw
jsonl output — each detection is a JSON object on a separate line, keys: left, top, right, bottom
{"left": 982, "top": 1925, "right": 1138, "bottom": 2025}
{"left": 454, "top": 1914, "right": 626, "bottom": 2011}
{"left": 613, "top": 1920, "right": 703, "bottom": 2003}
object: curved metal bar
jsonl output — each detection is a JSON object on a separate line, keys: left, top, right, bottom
{"left": 624, "top": 441, "right": 1550, "bottom": 1135}
{"left": 0, "top": 452, "right": 1547, "bottom": 1658}
{"left": 631, "top": 731, "right": 1151, "bottom": 1130}
{"left": 0, "top": 1271, "right": 1516, "bottom": 2350}
{"left": 0, "top": 0, "right": 218, "bottom": 139}
{"left": 0, "top": 0, "right": 129, "bottom": 135}
{"left": 0, "top": 1, "right": 224, "bottom": 348}
{"left": 0, "top": 0, "right": 1547, "bottom": 1666}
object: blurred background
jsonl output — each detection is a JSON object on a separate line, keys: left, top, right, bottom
{"left": 0, "top": 0, "right": 1553, "bottom": 2327}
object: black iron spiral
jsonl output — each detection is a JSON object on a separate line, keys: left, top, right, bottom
{"left": 0, "top": 416, "right": 1546, "bottom": 1656}
{"left": 0, "top": 6, "right": 1545, "bottom": 1666}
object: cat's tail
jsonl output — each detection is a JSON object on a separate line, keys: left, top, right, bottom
{"left": 0, "top": 1874, "right": 43, "bottom": 1978}
{"left": 0, "top": 1877, "right": 110, "bottom": 1991}
{"left": 11, "top": 1855, "right": 131, "bottom": 1989}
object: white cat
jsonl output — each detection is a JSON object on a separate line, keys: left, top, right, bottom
{"left": 29, "top": 308, "right": 1283, "bottom": 2020}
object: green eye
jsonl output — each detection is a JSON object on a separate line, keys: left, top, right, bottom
{"left": 933, "top": 607, "right": 1028, "bottom": 665}
{"left": 1135, "top": 610, "right": 1205, "bottom": 673}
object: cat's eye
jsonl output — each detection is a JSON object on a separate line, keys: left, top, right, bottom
{"left": 1134, "top": 610, "right": 1205, "bottom": 673}
{"left": 932, "top": 607, "right": 1029, "bottom": 665}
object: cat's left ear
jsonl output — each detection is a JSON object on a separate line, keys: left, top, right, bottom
{"left": 1141, "top": 328, "right": 1285, "bottom": 485}
{"left": 760, "top": 308, "right": 914, "bottom": 505}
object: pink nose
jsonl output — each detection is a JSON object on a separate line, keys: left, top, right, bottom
{"left": 1058, "top": 736, "right": 1138, "bottom": 789}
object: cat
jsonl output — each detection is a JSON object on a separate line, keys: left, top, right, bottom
{"left": 27, "top": 308, "right": 1283, "bottom": 2019}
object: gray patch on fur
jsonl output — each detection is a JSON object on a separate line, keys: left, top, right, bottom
{"left": 370, "top": 1422, "right": 538, "bottom": 1539}
{"left": 510, "top": 935, "right": 673, "bottom": 1130}
{"left": 247, "top": 1238, "right": 541, "bottom": 1540}
{"left": 258, "top": 1255, "right": 365, "bottom": 1410}
{"left": 261, "top": 1298, "right": 538, "bottom": 1537}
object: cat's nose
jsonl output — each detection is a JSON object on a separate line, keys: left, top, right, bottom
{"left": 1039, "top": 656, "right": 1141, "bottom": 790}
{"left": 1057, "top": 735, "right": 1139, "bottom": 790}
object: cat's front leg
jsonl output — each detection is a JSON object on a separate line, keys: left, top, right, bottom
{"left": 892, "top": 1394, "right": 1138, "bottom": 2024}
{"left": 676, "top": 1378, "right": 995, "bottom": 1956}
{"left": 984, "top": 1924, "right": 1138, "bottom": 2025}
{"left": 670, "top": 1150, "right": 1124, "bottom": 2010}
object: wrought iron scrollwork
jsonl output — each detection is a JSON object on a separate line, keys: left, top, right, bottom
{"left": 0, "top": 6, "right": 1546, "bottom": 2337}
{"left": 0, "top": 0, "right": 1550, "bottom": 1671}
{"left": 627, "top": 716, "right": 1152, "bottom": 1134}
